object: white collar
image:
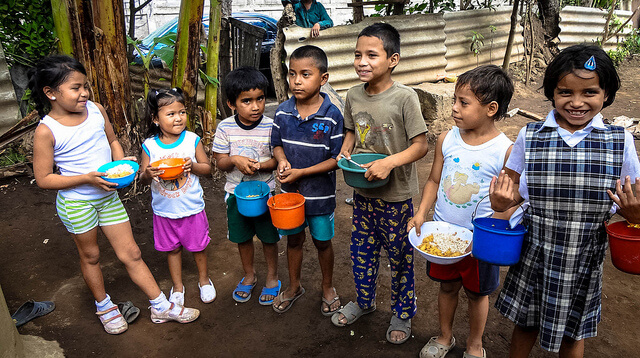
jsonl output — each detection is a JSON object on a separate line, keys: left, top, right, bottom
{"left": 537, "top": 110, "right": 606, "bottom": 132}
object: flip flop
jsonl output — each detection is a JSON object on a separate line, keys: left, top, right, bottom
{"left": 330, "top": 301, "right": 376, "bottom": 327}
{"left": 233, "top": 278, "right": 257, "bottom": 303}
{"left": 11, "top": 300, "right": 55, "bottom": 327}
{"left": 117, "top": 301, "right": 140, "bottom": 324}
{"left": 386, "top": 315, "right": 411, "bottom": 344}
{"left": 258, "top": 280, "right": 281, "bottom": 306}
{"left": 272, "top": 287, "right": 305, "bottom": 314}
{"left": 320, "top": 295, "right": 341, "bottom": 317}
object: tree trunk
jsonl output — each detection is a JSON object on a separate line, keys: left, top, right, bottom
{"left": 171, "top": 0, "right": 205, "bottom": 131}
{"left": 272, "top": 3, "right": 296, "bottom": 104}
{"left": 203, "top": 0, "right": 222, "bottom": 145}
{"left": 537, "top": 0, "right": 560, "bottom": 40}
{"left": 92, "top": 0, "right": 135, "bottom": 153}
{"left": 503, "top": 0, "right": 520, "bottom": 70}
{"left": 50, "top": 0, "right": 74, "bottom": 55}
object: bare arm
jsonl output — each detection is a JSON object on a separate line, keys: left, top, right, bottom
{"left": 407, "top": 131, "right": 445, "bottom": 235}
{"left": 489, "top": 168, "right": 523, "bottom": 212}
{"left": 337, "top": 129, "right": 355, "bottom": 161}
{"left": 97, "top": 103, "right": 132, "bottom": 162}
{"left": 188, "top": 141, "right": 212, "bottom": 177}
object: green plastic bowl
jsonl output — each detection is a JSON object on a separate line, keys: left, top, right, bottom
{"left": 337, "top": 153, "right": 390, "bottom": 189}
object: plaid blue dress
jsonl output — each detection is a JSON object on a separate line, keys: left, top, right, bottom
{"left": 495, "top": 122, "right": 625, "bottom": 352}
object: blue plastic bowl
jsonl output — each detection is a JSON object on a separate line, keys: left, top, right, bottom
{"left": 235, "top": 181, "right": 270, "bottom": 217}
{"left": 337, "top": 153, "right": 389, "bottom": 189}
{"left": 98, "top": 160, "right": 139, "bottom": 189}
{"left": 471, "top": 217, "right": 527, "bottom": 266}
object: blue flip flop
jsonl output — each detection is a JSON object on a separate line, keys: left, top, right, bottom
{"left": 233, "top": 278, "right": 257, "bottom": 303}
{"left": 12, "top": 300, "right": 55, "bottom": 327}
{"left": 258, "top": 280, "right": 281, "bottom": 306}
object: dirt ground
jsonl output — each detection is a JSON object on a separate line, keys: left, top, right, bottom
{"left": 2, "top": 57, "right": 640, "bottom": 358}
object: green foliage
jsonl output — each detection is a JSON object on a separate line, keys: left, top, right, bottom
{"left": 127, "top": 33, "right": 177, "bottom": 69}
{"left": 469, "top": 31, "right": 485, "bottom": 56}
{"left": 0, "top": 147, "right": 27, "bottom": 167}
{"left": 607, "top": 29, "right": 640, "bottom": 66}
{"left": 0, "top": 0, "right": 55, "bottom": 67}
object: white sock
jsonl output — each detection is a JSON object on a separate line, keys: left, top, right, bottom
{"left": 95, "top": 294, "right": 119, "bottom": 321}
{"left": 149, "top": 292, "right": 172, "bottom": 312}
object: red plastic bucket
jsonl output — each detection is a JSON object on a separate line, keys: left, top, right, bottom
{"left": 267, "top": 193, "right": 305, "bottom": 230}
{"left": 606, "top": 221, "right": 640, "bottom": 275}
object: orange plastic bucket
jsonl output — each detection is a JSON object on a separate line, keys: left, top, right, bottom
{"left": 606, "top": 221, "right": 640, "bottom": 275}
{"left": 267, "top": 193, "right": 305, "bottom": 230}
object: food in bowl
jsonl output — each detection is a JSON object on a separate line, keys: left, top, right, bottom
{"left": 417, "top": 232, "right": 469, "bottom": 257}
{"left": 105, "top": 163, "right": 135, "bottom": 179}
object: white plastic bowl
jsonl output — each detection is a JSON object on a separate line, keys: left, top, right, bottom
{"left": 409, "top": 221, "right": 473, "bottom": 265}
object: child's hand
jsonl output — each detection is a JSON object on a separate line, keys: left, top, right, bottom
{"left": 278, "top": 168, "right": 303, "bottom": 184}
{"left": 336, "top": 150, "right": 351, "bottom": 162}
{"left": 87, "top": 171, "right": 118, "bottom": 191}
{"left": 362, "top": 158, "right": 393, "bottom": 181}
{"left": 232, "top": 156, "right": 259, "bottom": 175}
{"left": 489, "top": 170, "right": 515, "bottom": 212}
{"left": 407, "top": 215, "right": 426, "bottom": 236}
{"left": 121, "top": 156, "right": 137, "bottom": 162}
{"left": 183, "top": 157, "right": 192, "bottom": 175}
{"left": 277, "top": 160, "right": 291, "bottom": 177}
{"left": 144, "top": 165, "right": 164, "bottom": 182}
{"left": 608, "top": 176, "right": 640, "bottom": 224}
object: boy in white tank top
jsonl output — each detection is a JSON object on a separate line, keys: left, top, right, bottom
{"left": 407, "top": 65, "right": 515, "bottom": 358}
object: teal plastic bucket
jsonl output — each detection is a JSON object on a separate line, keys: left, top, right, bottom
{"left": 234, "top": 181, "right": 270, "bottom": 217}
{"left": 470, "top": 195, "right": 527, "bottom": 266}
{"left": 337, "top": 153, "right": 389, "bottom": 189}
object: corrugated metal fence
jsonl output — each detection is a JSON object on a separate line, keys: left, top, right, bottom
{"left": 559, "top": 6, "right": 634, "bottom": 51}
{"left": 0, "top": 44, "right": 20, "bottom": 136}
{"left": 284, "top": 7, "right": 524, "bottom": 95}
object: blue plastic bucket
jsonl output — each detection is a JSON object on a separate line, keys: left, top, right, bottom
{"left": 470, "top": 195, "right": 527, "bottom": 266}
{"left": 234, "top": 181, "right": 270, "bottom": 217}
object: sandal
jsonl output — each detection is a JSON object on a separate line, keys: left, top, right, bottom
{"left": 463, "top": 348, "right": 486, "bottom": 358}
{"left": 199, "top": 279, "right": 217, "bottom": 303}
{"left": 232, "top": 278, "right": 256, "bottom": 303}
{"left": 272, "top": 287, "right": 305, "bottom": 314}
{"left": 150, "top": 302, "right": 200, "bottom": 324}
{"left": 117, "top": 301, "right": 140, "bottom": 324}
{"left": 11, "top": 300, "right": 55, "bottom": 327}
{"left": 330, "top": 301, "right": 376, "bottom": 327}
{"left": 386, "top": 315, "right": 411, "bottom": 345}
{"left": 320, "top": 295, "right": 341, "bottom": 317}
{"left": 169, "top": 287, "right": 185, "bottom": 306}
{"left": 96, "top": 306, "right": 128, "bottom": 334}
{"left": 259, "top": 280, "right": 281, "bottom": 306}
{"left": 420, "top": 336, "right": 456, "bottom": 358}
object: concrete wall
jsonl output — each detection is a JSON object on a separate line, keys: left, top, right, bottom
{"left": 0, "top": 284, "right": 24, "bottom": 358}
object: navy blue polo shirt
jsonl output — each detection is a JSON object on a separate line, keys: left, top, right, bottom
{"left": 271, "top": 93, "right": 344, "bottom": 216}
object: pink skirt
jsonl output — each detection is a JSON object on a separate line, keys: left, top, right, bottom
{"left": 153, "top": 210, "right": 211, "bottom": 252}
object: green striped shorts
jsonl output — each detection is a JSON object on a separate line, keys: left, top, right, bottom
{"left": 56, "top": 192, "right": 129, "bottom": 234}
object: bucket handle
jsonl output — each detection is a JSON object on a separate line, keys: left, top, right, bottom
{"left": 472, "top": 194, "right": 526, "bottom": 222}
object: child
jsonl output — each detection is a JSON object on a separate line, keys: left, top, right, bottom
{"left": 270, "top": 45, "right": 343, "bottom": 315}
{"left": 212, "top": 67, "right": 281, "bottom": 305}
{"left": 490, "top": 44, "right": 640, "bottom": 357}
{"left": 139, "top": 88, "right": 216, "bottom": 306}
{"left": 407, "top": 65, "right": 514, "bottom": 358}
{"left": 333, "top": 23, "right": 428, "bottom": 344}
{"left": 30, "top": 55, "right": 199, "bottom": 335}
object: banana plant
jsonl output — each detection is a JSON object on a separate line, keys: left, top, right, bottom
{"left": 127, "top": 33, "right": 177, "bottom": 98}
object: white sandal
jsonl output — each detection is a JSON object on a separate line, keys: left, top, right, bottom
{"left": 199, "top": 279, "right": 216, "bottom": 303}
{"left": 96, "top": 306, "right": 128, "bottom": 335}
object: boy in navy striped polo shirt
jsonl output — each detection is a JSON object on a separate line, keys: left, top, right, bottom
{"left": 271, "top": 45, "right": 344, "bottom": 316}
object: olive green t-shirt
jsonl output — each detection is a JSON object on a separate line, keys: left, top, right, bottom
{"left": 343, "top": 82, "right": 427, "bottom": 202}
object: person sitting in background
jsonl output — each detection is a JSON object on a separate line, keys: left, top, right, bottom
{"left": 282, "top": 0, "right": 333, "bottom": 38}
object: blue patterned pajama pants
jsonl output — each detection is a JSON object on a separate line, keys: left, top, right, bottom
{"left": 350, "top": 193, "right": 417, "bottom": 320}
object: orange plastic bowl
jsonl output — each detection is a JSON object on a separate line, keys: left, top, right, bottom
{"left": 150, "top": 158, "right": 185, "bottom": 180}
{"left": 267, "top": 193, "right": 305, "bottom": 230}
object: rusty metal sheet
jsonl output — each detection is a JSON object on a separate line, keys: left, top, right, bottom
{"left": 559, "top": 6, "right": 634, "bottom": 52}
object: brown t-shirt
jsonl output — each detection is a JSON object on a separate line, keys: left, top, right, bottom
{"left": 343, "top": 82, "right": 427, "bottom": 202}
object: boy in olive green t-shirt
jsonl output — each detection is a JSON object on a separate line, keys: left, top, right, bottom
{"left": 333, "top": 23, "right": 428, "bottom": 345}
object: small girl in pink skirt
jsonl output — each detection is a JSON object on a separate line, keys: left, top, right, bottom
{"left": 139, "top": 88, "right": 216, "bottom": 306}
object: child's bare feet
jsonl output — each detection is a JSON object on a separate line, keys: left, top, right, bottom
{"left": 272, "top": 286, "right": 305, "bottom": 313}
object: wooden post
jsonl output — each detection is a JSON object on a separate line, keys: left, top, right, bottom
{"left": 172, "top": 0, "right": 205, "bottom": 131}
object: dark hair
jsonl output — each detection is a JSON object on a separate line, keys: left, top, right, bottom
{"left": 223, "top": 67, "right": 269, "bottom": 104}
{"left": 358, "top": 22, "right": 401, "bottom": 58}
{"left": 145, "top": 87, "right": 186, "bottom": 138}
{"left": 543, "top": 44, "right": 619, "bottom": 108}
{"left": 290, "top": 45, "right": 328, "bottom": 73}
{"left": 27, "top": 55, "right": 87, "bottom": 117}
{"left": 456, "top": 64, "right": 514, "bottom": 120}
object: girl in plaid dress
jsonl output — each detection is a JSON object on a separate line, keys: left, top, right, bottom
{"left": 490, "top": 45, "right": 640, "bottom": 357}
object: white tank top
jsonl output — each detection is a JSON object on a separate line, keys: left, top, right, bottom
{"left": 40, "top": 101, "right": 113, "bottom": 200}
{"left": 142, "top": 131, "right": 205, "bottom": 219}
{"left": 433, "top": 127, "right": 513, "bottom": 230}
